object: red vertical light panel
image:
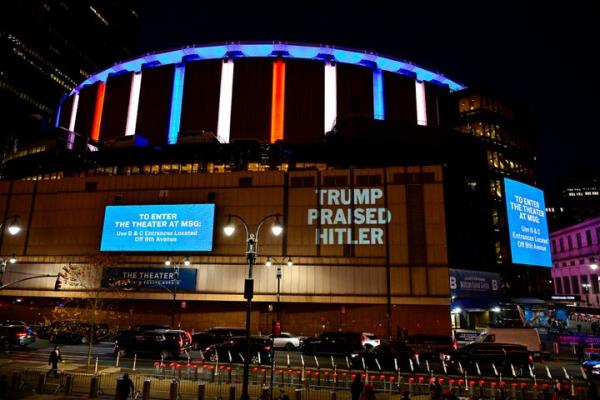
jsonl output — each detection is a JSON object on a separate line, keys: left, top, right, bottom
{"left": 270, "top": 60, "right": 286, "bottom": 143}
{"left": 91, "top": 82, "right": 106, "bottom": 141}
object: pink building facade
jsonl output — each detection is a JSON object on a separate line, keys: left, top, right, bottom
{"left": 551, "top": 216, "right": 600, "bottom": 306}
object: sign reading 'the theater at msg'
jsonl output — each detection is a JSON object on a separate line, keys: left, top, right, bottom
{"left": 307, "top": 188, "right": 391, "bottom": 245}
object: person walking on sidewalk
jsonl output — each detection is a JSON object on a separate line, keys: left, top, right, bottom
{"left": 47, "top": 345, "right": 62, "bottom": 378}
{"left": 116, "top": 373, "right": 135, "bottom": 400}
{"left": 351, "top": 374, "right": 364, "bottom": 400}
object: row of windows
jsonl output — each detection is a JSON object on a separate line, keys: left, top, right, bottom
{"left": 555, "top": 274, "right": 600, "bottom": 295}
{"left": 2, "top": 145, "right": 47, "bottom": 162}
{"left": 458, "top": 95, "right": 514, "bottom": 120}
{"left": 554, "top": 257, "right": 597, "bottom": 268}
{"left": 0, "top": 79, "right": 53, "bottom": 114}
{"left": 486, "top": 151, "right": 528, "bottom": 175}
{"left": 552, "top": 227, "right": 600, "bottom": 254}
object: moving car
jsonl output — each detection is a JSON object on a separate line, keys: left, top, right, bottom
{"left": 0, "top": 324, "right": 36, "bottom": 349}
{"left": 192, "top": 327, "right": 245, "bottom": 351}
{"left": 270, "top": 332, "right": 303, "bottom": 350}
{"left": 404, "top": 334, "right": 456, "bottom": 360}
{"left": 476, "top": 327, "right": 542, "bottom": 359}
{"left": 203, "top": 335, "right": 272, "bottom": 364}
{"left": 449, "top": 342, "right": 533, "bottom": 376}
{"left": 115, "top": 329, "right": 192, "bottom": 359}
{"left": 352, "top": 340, "right": 415, "bottom": 371}
{"left": 302, "top": 332, "right": 363, "bottom": 356}
{"left": 361, "top": 332, "right": 381, "bottom": 349}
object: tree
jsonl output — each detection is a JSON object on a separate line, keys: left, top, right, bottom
{"left": 49, "top": 254, "right": 126, "bottom": 367}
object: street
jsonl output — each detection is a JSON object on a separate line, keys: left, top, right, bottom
{"left": 0, "top": 339, "right": 589, "bottom": 382}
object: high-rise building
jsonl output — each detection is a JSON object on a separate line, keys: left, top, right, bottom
{"left": 0, "top": 0, "right": 139, "bottom": 153}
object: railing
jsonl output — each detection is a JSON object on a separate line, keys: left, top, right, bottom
{"left": 0, "top": 361, "right": 593, "bottom": 400}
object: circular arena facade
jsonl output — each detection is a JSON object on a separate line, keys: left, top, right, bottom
{"left": 1, "top": 43, "right": 463, "bottom": 338}
{"left": 55, "top": 42, "right": 464, "bottom": 147}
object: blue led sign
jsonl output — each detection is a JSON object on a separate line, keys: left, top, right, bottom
{"left": 100, "top": 204, "right": 215, "bottom": 252}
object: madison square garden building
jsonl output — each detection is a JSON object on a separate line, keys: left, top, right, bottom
{"left": 0, "top": 42, "right": 549, "bottom": 336}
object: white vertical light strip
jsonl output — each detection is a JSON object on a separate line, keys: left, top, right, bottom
{"left": 217, "top": 60, "right": 234, "bottom": 143}
{"left": 67, "top": 93, "right": 79, "bottom": 149}
{"left": 415, "top": 80, "right": 428, "bottom": 126}
{"left": 324, "top": 63, "right": 337, "bottom": 133}
{"left": 125, "top": 72, "right": 142, "bottom": 136}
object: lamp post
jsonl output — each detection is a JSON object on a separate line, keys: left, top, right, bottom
{"left": 223, "top": 213, "right": 283, "bottom": 400}
{"left": 264, "top": 257, "right": 293, "bottom": 334}
{"left": 164, "top": 256, "right": 190, "bottom": 328}
{"left": 0, "top": 216, "right": 22, "bottom": 286}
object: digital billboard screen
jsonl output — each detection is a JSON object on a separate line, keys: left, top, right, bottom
{"left": 504, "top": 178, "right": 551, "bottom": 267}
{"left": 100, "top": 204, "right": 215, "bottom": 252}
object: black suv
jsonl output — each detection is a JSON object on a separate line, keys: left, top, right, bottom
{"left": 203, "top": 335, "right": 272, "bottom": 364}
{"left": 352, "top": 340, "right": 415, "bottom": 371}
{"left": 449, "top": 342, "right": 533, "bottom": 376}
{"left": 115, "top": 329, "right": 192, "bottom": 359}
{"left": 302, "top": 332, "right": 363, "bottom": 356}
{"left": 192, "top": 327, "right": 246, "bottom": 351}
{"left": 0, "top": 324, "right": 36, "bottom": 350}
{"left": 404, "top": 334, "right": 456, "bottom": 360}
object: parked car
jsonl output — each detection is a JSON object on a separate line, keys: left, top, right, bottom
{"left": 269, "top": 332, "right": 303, "bottom": 350}
{"left": 192, "top": 327, "right": 246, "bottom": 351}
{"left": 302, "top": 332, "right": 363, "bottom": 356}
{"left": 404, "top": 334, "right": 456, "bottom": 360}
{"left": 48, "top": 322, "right": 110, "bottom": 344}
{"left": 0, "top": 324, "right": 36, "bottom": 349}
{"left": 583, "top": 348, "right": 600, "bottom": 381}
{"left": 360, "top": 332, "right": 381, "bottom": 349}
{"left": 449, "top": 342, "right": 533, "bottom": 376}
{"left": 203, "top": 335, "right": 272, "bottom": 364}
{"left": 116, "top": 325, "right": 172, "bottom": 342}
{"left": 476, "top": 327, "right": 542, "bottom": 360}
{"left": 352, "top": 340, "right": 415, "bottom": 371}
{"left": 114, "top": 329, "right": 192, "bottom": 359}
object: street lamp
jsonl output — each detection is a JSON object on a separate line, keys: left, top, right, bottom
{"left": 223, "top": 213, "right": 283, "bottom": 400}
{"left": 0, "top": 255, "right": 17, "bottom": 287}
{"left": 264, "top": 256, "right": 293, "bottom": 333}
{"left": 1, "top": 216, "right": 22, "bottom": 236}
{"left": 163, "top": 256, "right": 190, "bottom": 327}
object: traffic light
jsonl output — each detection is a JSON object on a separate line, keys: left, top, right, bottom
{"left": 54, "top": 276, "right": 62, "bottom": 291}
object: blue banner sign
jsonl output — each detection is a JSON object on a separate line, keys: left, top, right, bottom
{"left": 449, "top": 268, "right": 501, "bottom": 298}
{"left": 101, "top": 267, "right": 197, "bottom": 290}
{"left": 100, "top": 204, "right": 215, "bottom": 252}
{"left": 504, "top": 178, "right": 551, "bottom": 267}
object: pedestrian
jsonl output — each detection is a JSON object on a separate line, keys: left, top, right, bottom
{"left": 351, "top": 374, "right": 364, "bottom": 400}
{"left": 361, "top": 383, "right": 376, "bottom": 400}
{"left": 116, "top": 372, "right": 135, "bottom": 400}
{"left": 429, "top": 379, "right": 442, "bottom": 400}
{"left": 577, "top": 338, "right": 586, "bottom": 363}
{"left": 47, "top": 345, "right": 62, "bottom": 378}
{"left": 588, "top": 381, "right": 599, "bottom": 400}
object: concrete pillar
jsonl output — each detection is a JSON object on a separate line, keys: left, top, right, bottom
{"left": 197, "top": 382, "right": 206, "bottom": 400}
{"left": 143, "top": 379, "right": 151, "bottom": 400}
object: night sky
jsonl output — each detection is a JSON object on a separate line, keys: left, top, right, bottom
{"left": 139, "top": 0, "right": 598, "bottom": 193}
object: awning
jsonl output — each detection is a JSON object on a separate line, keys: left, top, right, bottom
{"left": 451, "top": 297, "right": 499, "bottom": 312}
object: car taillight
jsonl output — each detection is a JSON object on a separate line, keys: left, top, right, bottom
{"left": 452, "top": 339, "right": 458, "bottom": 350}
{"left": 16, "top": 332, "right": 27, "bottom": 338}
{"left": 528, "top": 354, "right": 533, "bottom": 363}
{"left": 264, "top": 345, "right": 271, "bottom": 352}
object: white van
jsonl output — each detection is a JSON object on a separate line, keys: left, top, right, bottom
{"left": 476, "top": 327, "right": 542, "bottom": 359}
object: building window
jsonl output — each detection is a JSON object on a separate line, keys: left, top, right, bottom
{"left": 592, "top": 274, "right": 599, "bottom": 294}
{"left": 586, "top": 229, "right": 593, "bottom": 246}
{"left": 356, "top": 175, "right": 382, "bottom": 186}
{"left": 559, "top": 238, "right": 565, "bottom": 252}
{"left": 582, "top": 275, "right": 590, "bottom": 294}
{"left": 567, "top": 235, "right": 573, "bottom": 250}
{"left": 563, "top": 277, "right": 571, "bottom": 294}
{"left": 596, "top": 227, "right": 600, "bottom": 244}
{"left": 576, "top": 233, "right": 582, "bottom": 248}
{"left": 571, "top": 276, "right": 580, "bottom": 294}
{"left": 290, "top": 176, "right": 316, "bottom": 187}
{"left": 323, "top": 175, "right": 348, "bottom": 186}
{"left": 552, "top": 239, "right": 557, "bottom": 254}
{"left": 239, "top": 177, "right": 253, "bottom": 187}
{"left": 555, "top": 278, "right": 563, "bottom": 294}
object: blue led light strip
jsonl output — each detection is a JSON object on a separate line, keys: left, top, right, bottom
{"left": 373, "top": 69, "right": 385, "bottom": 120}
{"left": 168, "top": 64, "right": 186, "bottom": 144}
{"left": 72, "top": 43, "right": 465, "bottom": 95}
